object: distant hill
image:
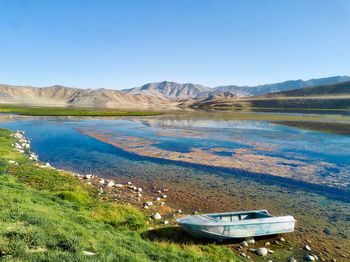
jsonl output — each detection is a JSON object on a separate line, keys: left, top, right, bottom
{"left": 0, "top": 84, "right": 179, "bottom": 110}
{"left": 123, "top": 76, "right": 350, "bottom": 99}
{"left": 122, "top": 81, "right": 211, "bottom": 99}
{"left": 212, "top": 76, "right": 350, "bottom": 97}
{"left": 189, "top": 80, "right": 350, "bottom": 110}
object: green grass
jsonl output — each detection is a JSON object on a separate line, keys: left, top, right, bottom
{"left": 0, "top": 128, "right": 242, "bottom": 261}
{"left": 0, "top": 106, "right": 162, "bottom": 116}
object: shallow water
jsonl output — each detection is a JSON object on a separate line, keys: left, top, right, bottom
{"left": 1, "top": 113, "right": 350, "bottom": 259}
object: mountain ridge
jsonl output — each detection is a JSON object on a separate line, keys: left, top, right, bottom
{"left": 123, "top": 76, "right": 350, "bottom": 99}
{"left": 0, "top": 84, "right": 178, "bottom": 110}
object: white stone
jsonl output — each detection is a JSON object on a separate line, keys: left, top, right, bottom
{"left": 162, "top": 195, "right": 167, "bottom": 198}
{"left": 8, "top": 160, "right": 16, "bottom": 164}
{"left": 265, "top": 242, "right": 270, "bottom": 246}
{"left": 268, "top": 249, "right": 274, "bottom": 254}
{"left": 99, "top": 179, "right": 105, "bottom": 184}
{"left": 256, "top": 248, "right": 268, "bottom": 256}
{"left": 84, "top": 174, "right": 92, "bottom": 179}
{"left": 241, "top": 241, "right": 249, "bottom": 247}
{"left": 245, "top": 237, "right": 255, "bottom": 244}
{"left": 306, "top": 255, "right": 315, "bottom": 261}
{"left": 137, "top": 187, "right": 142, "bottom": 192}
{"left": 136, "top": 193, "right": 142, "bottom": 197}
{"left": 114, "top": 184, "right": 123, "bottom": 188}
{"left": 155, "top": 197, "right": 161, "bottom": 201}
{"left": 160, "top": 202, "right": 164, "bottom": 206}
{"left": 144, "top": 201, "right": 153, "bottom": 206}
{"left": 153, "top": 213, "right": 162, "bottom": 220}
{"left": 177, "top": 209, "right": 182, "bottom": 213}
{"left": 289, "top": 258, "right": 297, "bottom": 262}
{"left": 107, "top": 181, "right": 115, "bottom": 187}
{"left": 164, "top": 220, "right": 169, "bottom": 225}
{"left": 144, "top": 205, "right": 149, "bottom": 209}
{"left": 83, "top": 251, "right": 96, "bottom": 256}
{"left": 280, "top": 237, "right": 285, "bottom": 242}
{"left": 127, "top": 182, "right": 132, "bottom": 185}
{"left": 304, "top": 245, "right": 311, "bottom": 251}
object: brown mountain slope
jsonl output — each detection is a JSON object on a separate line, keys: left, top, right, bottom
{"left": 122, "top": 81, "right": 211, "bottom": 99}
{"left": 189, "top": 81, "right": 350, "bottom": 110}
{"left": 0, "top": 84, "right": 180, "bottom": 110}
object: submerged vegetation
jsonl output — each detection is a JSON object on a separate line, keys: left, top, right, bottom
{"left": 0, "top": 106, "right": 162, "bottom": 116}
{"left": 0, "top": 128, "right": 242, "bottom": 261}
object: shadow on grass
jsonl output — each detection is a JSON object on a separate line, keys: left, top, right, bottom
{"left": 142, "top": 226, "right": 278, "bottom": 245}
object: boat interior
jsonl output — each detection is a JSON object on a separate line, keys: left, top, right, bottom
{"left": 208, "top": 211, "right": 272, "bottom": 222}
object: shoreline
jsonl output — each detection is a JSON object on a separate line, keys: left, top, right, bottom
{"left": 10, "top": 129, "right": 346, "bottom": 261}
{"left": 10, "top": 129, "right": 342, "bottom": 258}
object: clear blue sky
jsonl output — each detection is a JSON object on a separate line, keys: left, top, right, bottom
{"left": 0, "top": 0, "right": 349, "bottom": 89}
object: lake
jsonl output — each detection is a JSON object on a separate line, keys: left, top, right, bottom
{"left": 1, "top": 112, "right": 350, "bottom": 259}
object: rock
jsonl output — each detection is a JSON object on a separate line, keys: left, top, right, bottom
{"left": 153, "top": 213, "right": 162, "bottom": 220}
{"left": 155, "top": 197, "right": 161, "bottom": 201}
{"left": 268, "top": 249, "right": 274, "bottom": 254}
{"left": 241, "top": 241, "right": 249, "bottom": 247}
{"left": 137, "top": 187, "right": 142, "bottom": 192}
{"left": 144, "top": 205, "right": 149, "bottom": 209}
{"left": 160, "top": 202, "right": 164, "bottom": 206}
{"left": 306, "top": 255, "right": 315, "bottom": 261}
{"left": 107, "top": 181, "right": 115, "bottom": 187}
{"left": 256, "top": 247, "right": 268, "bottom": 256}
{"left": 83, "top": 251, "right": 96, "bottom": 256}
{"left": 289, "top": 258, "right": 297, "bottom": 262}
{"left": 279, "top": 237, "right": 285, "bottom": 242}
{"left": 128, "top": 186, "right": 134, "bottom": 190}
{"left": 162, "top": 195, "right": 167, "bottom": 198}
{"left": 304, "top": 245, "right": 311, "bottom": 251}
{"left": 144, "top": 201, "right": 153, "bottom": 206}
{"left": 136, "top": 193, "right": 142, "bottom": 197}
{"left": 245, "top": 237, "right": 255, "bottom": 244}
{"left": 84, "top": 174, "right": 92, "bottom": 179}
{"left": 265, "top": 242, "right": 270, "bottom": 246}
{"left": 268, "top": 260, "right": 273, "bottom": 262}
{"left": 127, "top": 182, "right": 132, "bottom": 185}
{"left": 240, "top": 253, "right": 246, "bottom": 257}
{"left": 164, "top": 220, "right": 169, "bottom": 225}
{"left": 8, "top": 160, "right": 16, "bottom": 164}
{"left": 248, "top": 248, "right": 256, "bottom": 252}
{"left": 177, "top": 209, "right": 182, "bottom": 213}
{"left": 157, "top": 190, "right": 162, "bottom": 194}
{"left": 99, "top": 179, "right": 105, "bottom": 184}
{"left": 114, "top": 184, "right": 123, "bottom": 188}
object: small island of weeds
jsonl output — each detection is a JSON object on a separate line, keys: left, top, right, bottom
{"left": 0, "top": 128, "right": 242, "bottom": 261}
{"left": 0, "top": 105, "right": 162, "bottom": 116}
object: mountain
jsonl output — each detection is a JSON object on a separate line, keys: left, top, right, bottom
{"left": 0, "top": 84, "right": 179, "bottom": 110}
{"left": 122, "top": 76, "right": 350, "bottom": 99}
{"left": 189, "top": 80, "right": 350, "bottom": 110}
{"left": 212, "top": 76, "right": 350, "bottom": 97}
{"left": 122, "top": 81, "right": 211, "bottom": 99}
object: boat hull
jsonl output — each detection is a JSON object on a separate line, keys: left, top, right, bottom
{"left": 176, "top": 211, "right": 296, "bottom": 240}
{"left": 179, "top": 220, "right": 295, "bottom": 240}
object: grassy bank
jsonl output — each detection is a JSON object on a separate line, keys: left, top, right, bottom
{"left": 0, "top": 128, "right": 241, "bottom": 261}
{"left": 0, "top": 106, "right": 162, "bottom": 116}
